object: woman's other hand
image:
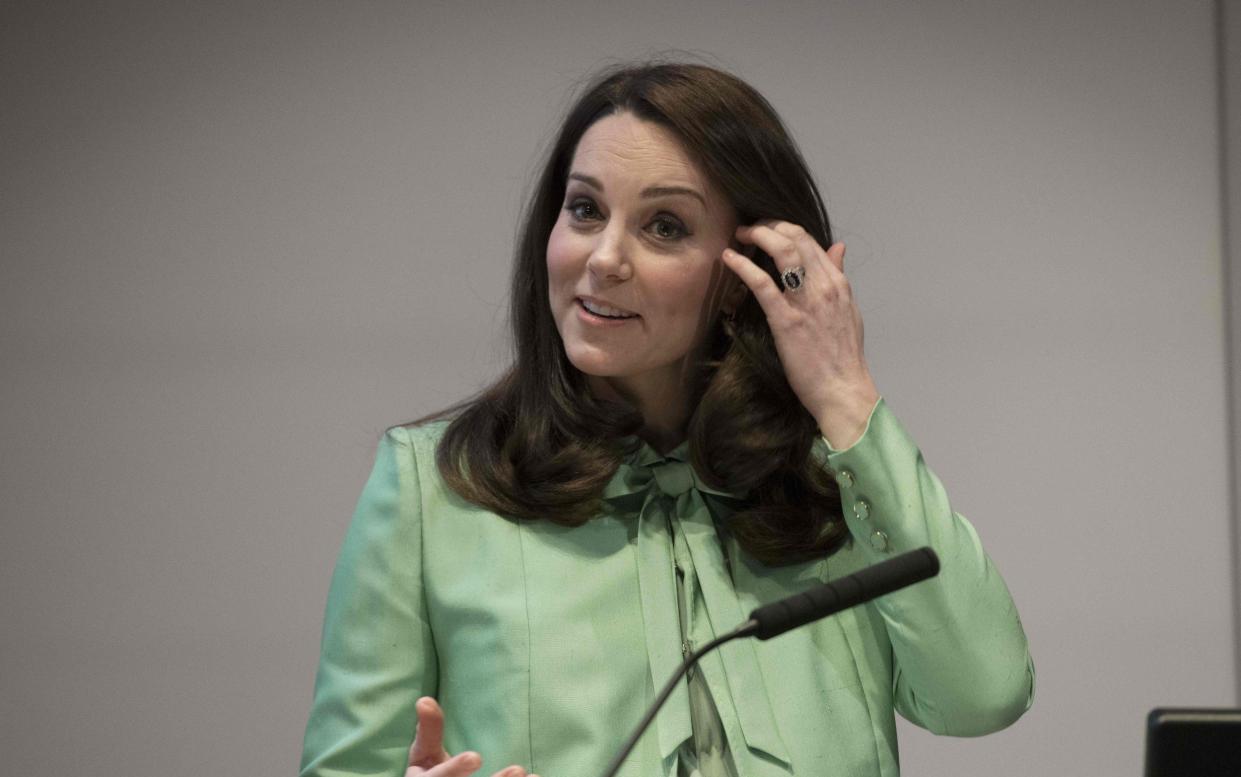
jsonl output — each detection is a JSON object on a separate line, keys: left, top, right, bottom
{"left": 406, "top": 697, "right": 540, "bottom": 777}
{"left": 722, "top": 221, "right": 880, "bottom": 450}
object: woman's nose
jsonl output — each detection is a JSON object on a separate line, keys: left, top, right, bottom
{"left": 585, "top": 225, "right": 632, "bottom": 281}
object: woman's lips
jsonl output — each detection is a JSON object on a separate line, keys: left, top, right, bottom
{"left": 578, "top": 296, "right": 638, "bottom": 318}
{"left": 576, "top": 298, "right": 639, "bottom": 326}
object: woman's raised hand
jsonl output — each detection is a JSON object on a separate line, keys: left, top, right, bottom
{"left": 721, "top": 220, "right": 881, "bottom": 450}
{"left": 407, "top": 697, "right": 540, "bottom": 777}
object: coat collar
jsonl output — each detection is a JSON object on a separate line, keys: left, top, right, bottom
{"left": 602, "top": 436, "right": 741, "bottom": 504}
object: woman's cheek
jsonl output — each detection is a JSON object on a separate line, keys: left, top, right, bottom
{"left": 546, "top": 227, "right": 582, "bottom": 281}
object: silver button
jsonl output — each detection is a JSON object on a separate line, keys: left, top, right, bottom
{"left": 854, "top": 500, "right": 870, "bottom": 521}
{"left": 836, "top": 469, "right": 855, "bottom": 488}
{"left": 869, "top": 531, "right": 889, "bottom": 552}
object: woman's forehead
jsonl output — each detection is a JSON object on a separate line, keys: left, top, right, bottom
{"left": 571, "top": 113, "right": 705, "bottom": 187}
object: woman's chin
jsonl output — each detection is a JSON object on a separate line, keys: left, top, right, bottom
{"left": 561, "top": 342, "right": 624, "bottom": 376}
{"left": 566, "top": 355, "right": 627, "bottom": 379}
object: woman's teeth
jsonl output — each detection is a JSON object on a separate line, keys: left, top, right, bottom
{"left": 580, "top": 299, "right": 637, "bottom": 319}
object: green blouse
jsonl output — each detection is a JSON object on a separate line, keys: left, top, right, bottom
{"left": 299, "top": 397, "right": 1035, "bottom": 777}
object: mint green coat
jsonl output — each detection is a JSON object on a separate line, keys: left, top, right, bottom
{"left": 299, "top": 398, "right": 1035, "bottom": 777}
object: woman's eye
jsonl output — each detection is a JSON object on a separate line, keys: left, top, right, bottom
{"left": 650, "top": 216, "right": 687, "bottom": 241}
{"left": 566, "top": 198, "right": 599, "bottom": 221}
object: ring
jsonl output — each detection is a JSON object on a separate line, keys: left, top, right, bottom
{"left": 780, "top": 266, "right": 806, "bottom": 293}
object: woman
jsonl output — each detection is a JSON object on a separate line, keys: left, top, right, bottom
{"left": 299, "top": 61, "right": 1035, "bottom": 777}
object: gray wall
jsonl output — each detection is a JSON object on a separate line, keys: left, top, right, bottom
{"left": 1, "top": 1, "right": 1234, "bottom": 776}
{"left": 1223, "top": 0, "right": 1241, "bottom": 704}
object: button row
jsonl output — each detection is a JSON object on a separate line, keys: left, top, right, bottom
{"left": 834, "top": 468, "right": 890, "bottom": 553}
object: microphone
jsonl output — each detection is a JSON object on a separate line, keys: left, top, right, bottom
{"left": 741, "top": 545, "right": 940, "bottom": 640}
{"left": 598, "top": 547, "right": 940, "bottom": 777}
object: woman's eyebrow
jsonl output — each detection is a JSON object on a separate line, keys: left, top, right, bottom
{"left": 568, "top": 172, "right": 706, "bottom": 207}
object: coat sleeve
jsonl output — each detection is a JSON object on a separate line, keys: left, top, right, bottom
{"left": 299, "top": 426, "right": 439, "bottom": 776}
{"left": 822, "top": 397, "right": 1035, "bottom": 737}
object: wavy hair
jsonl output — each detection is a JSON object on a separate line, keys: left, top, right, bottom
{"left": 403, "top": 59, "right": 848, "bottom": 565}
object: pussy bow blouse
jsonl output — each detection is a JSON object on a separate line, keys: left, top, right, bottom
{"left": 298, "top": 398, "right": 1035, "bottom": 777}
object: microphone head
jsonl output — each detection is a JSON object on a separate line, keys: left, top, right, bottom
{"left": 913, "top": 546, "right": 940, "bottom": 576}
{"left": 747, "top": 546, "right": 941, "bottom": 640}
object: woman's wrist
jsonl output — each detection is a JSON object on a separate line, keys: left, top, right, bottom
{"left": 813, "top": 381, "right": 881, "bottom": 451}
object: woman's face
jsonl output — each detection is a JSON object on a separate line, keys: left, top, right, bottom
{"left": 546, "top": 111, "right": 741, "bottom": 403}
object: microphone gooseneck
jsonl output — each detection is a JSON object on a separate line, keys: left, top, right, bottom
{"left": 597, "top": 622, "right": 752, "bottom": 777}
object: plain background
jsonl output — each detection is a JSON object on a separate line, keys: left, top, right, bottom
{"left": 2, "top": 1, "right": 1238, "bottom": 776}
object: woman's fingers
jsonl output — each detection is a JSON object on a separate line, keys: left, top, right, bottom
{"left": 735, "top": 221, "right": 847, "bottom": 298}
{"left": 737, "top": 222, "right": 832, "bottom": 275}
{"left": 721, "top": 246, "right": 784, "bottom": 313}
{"left": 474, "top": 763, "right": 539, "bottom": 777}
{"left": 411, "top": 755, "right": 534, "bottom": 777}
{"left": 408, "top": 751, "right": 482, "bottom": 777}
{"left": 408, "top": 697, "right": 450, "bottom": 769}
{"left": 404, "top": 697, "right": 538, "bottom": 777}
{"left": 731, "top": 221, "right": 854, "bottom": 310}
{"left": 825, "top": 239, "right": 845, "bottom": 273}
{"left": 735, "top": 222, "right": 803, "bottom": 277}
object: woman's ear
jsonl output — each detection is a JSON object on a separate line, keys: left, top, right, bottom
{"left": 721, "top": 239, "right": 755, "bottom": 314}
{"left": 722, "top": 273, "right": 749, "bottom": 314}
{"left": 728, "top": 236, "right": 759, "bottom": 261}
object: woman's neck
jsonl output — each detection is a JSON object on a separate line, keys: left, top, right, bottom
{"left": 588, "top": 373, "right": 690, "bottom": 455}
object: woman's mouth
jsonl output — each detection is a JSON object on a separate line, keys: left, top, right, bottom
{"left": 577, "top": 298, "right": 639, "bottom": 320}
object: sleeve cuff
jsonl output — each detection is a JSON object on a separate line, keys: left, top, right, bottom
{"left": 815, "top": 396, "right": 930, "bottom": 557}
{"left": 820, "top": 395, "right": 884, "bottom": 455}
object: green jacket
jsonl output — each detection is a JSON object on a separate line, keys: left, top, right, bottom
{"left": 299, "top": 398, "right": 1035, "bottom": 777}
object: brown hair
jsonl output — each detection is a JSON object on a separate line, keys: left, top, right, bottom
{"left": 402, "top": 59, "right": 847, "bottom": 565}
